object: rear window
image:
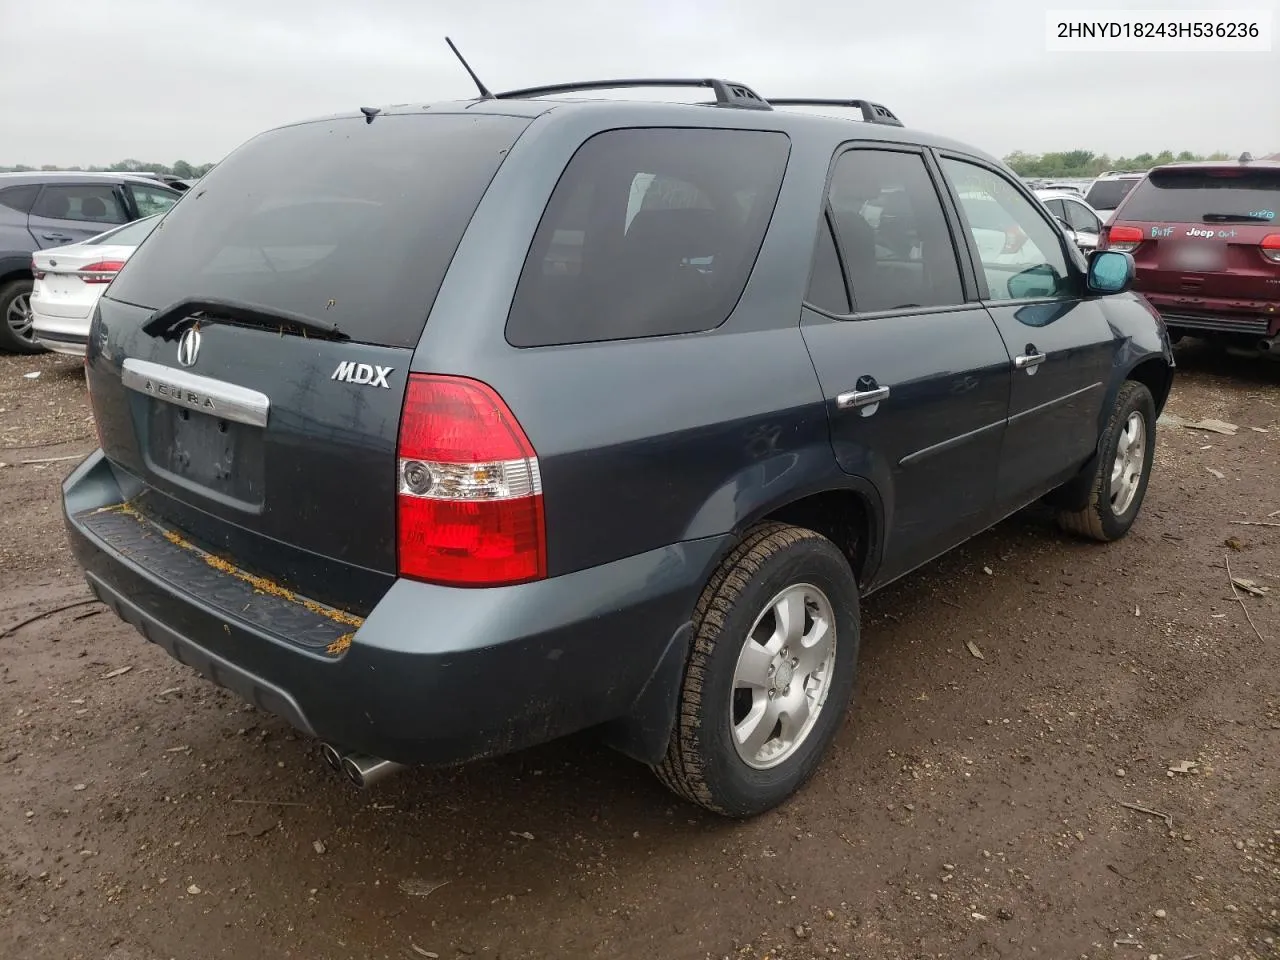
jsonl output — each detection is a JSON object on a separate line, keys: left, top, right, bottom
{"left": 506, "top": 128, "right": 790, "bottom": 347}
{"left": 1084, "top": 178, "right": 1140, "bottom": 210}
{"left": 88, "top": 215, "right": 159, "bottom": 246}
{"left": 107, "top": 113, "right": 528, "bottom": 348}
{"left": 1116, "top": 167, "right": 1280, "bottom": 223}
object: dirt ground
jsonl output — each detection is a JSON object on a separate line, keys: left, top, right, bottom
{"left": 1, "top": 344, "right": 1277, "bottom": 960}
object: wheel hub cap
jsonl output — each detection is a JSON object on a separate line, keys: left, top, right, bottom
{"left": 730, "top": 582, "right": 838, "bottom": 770}
{"left": 1109, "top": 411, "right": 1145, "bottom": 515}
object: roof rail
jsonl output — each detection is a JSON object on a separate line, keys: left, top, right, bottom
{"left": 494, "top": 78, "right": 772, "bottom": 111}
{"left": 767, "top": 98, "right": 903, "bottom": 127}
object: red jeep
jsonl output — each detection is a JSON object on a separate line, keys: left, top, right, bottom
{"left": 1100, "top": 157, "right": 1280, "bottom": 357}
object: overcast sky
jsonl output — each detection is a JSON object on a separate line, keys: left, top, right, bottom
{"left": 1, "top": 0, "right": 1275, "bottom": 166}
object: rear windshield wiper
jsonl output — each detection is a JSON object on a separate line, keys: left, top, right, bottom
{"left": 1202, "top": 213, "right": 1273, "bottom": 223}
{"left": 141, "top": 297, "right": 349, "bottom": 342}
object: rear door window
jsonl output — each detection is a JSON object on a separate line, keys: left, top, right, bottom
{"left": 1063, "top": 199, "right": 1102, "bottom": 233}
{"left": 506, "top": 128, "right": 790, "bottom": 347}
{"left": 31, "top": 184, "right": 128, "bottom": 225}
{"left": 107, "top": 113, "right": 530, "bottom": 348}
{"left": 1116, "top": 167, "right": 1280, "bottom": 223}
{"left": 824, "top": 148, "right": 964, "bottom": 313}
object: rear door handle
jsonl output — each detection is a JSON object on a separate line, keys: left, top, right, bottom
{"left": 42, "top": 233, "right": 73, "bottom": 242}
{"left": 837, "top": 384, "right": 890, "bottom": 410}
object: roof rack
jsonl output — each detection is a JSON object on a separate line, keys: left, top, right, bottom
{"left": 766, "top": 98, "right": 903, "bottom": 127}
{"left": 494, "top": 78, "right": 772, "bottom": 111}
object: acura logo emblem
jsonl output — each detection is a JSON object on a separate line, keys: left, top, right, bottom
{"left": 176, "top": 327, "right": 202, "bottom": 367}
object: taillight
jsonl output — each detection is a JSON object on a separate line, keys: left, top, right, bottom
{"left": 1000, "top": 225, "right": 1027, "bottom": 255}
{"left": 1105, "top": 225, "right": 1144, "bottom": 253}
{"left": 78, "top": 261, "right": 125, "bottom": 284}
{"left": 31, "top": 257, "right": 45, "bottom": 280}
{"left": 396, "top": 374, "right": 546, "bottom": 586}
{"left": 1262, "top": 234, "right": 1280, "bottom": 264}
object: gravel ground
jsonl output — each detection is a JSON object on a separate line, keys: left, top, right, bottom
{"left": 1, "top": 343, "right": 1277, "bottom": 960}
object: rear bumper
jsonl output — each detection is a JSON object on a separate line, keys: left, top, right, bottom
{"left": 1143, "top": 294, "right": 1280, "bottom": 338}
{"left": 62, "top": 450, "right": 721, "bottom": 766}
{"left": 32, "top": 306, "right": 90, "bottom": 356}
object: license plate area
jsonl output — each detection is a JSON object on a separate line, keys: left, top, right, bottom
{"left": 43, "top": 275, "right": 80, "bottom": 298}
{"left": 146, "top": 402, "right": 264, "bottom": 507}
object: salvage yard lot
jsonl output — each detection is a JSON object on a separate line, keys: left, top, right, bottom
{"left": 1, "top": 347, "right": 1277, "bottom": 960}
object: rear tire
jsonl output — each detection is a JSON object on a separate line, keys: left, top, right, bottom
{"left": 654, "top": 522, "right": 860, "bottom": 817}
{"left": 1057, "top": 380, "right": 1155, "bottom": 542}
{"left": 0, "top": 278, "right": 43, "bottom": 354}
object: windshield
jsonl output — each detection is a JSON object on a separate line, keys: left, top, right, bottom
{"left": 107, "top": 113, "right": 529, "bottom": 348}
{"left": 87, "top": 215, "right": 159, "bottom": 247}
{"left": 1085, "top": 178, "right": 1140, "bottom": 210}
{"left": 1117, "top": 167, "right": 1280, "bottom": 223}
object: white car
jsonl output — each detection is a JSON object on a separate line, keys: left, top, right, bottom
{"left": 30, "top": 216, "right": 159, "bottom": 356}
{"left": 1034, "top": 189, "right": 1106, "bottom": 253}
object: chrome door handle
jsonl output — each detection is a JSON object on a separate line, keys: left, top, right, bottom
{"left": 1015, "top": 352, "right": 1046, "bottom": 370}
{"left": 837, "top": 385, "right": 890, "bottom": 409}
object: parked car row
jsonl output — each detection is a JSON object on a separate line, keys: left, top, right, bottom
{"left": 0, "top": 171, "right": 182, "bottom": 353}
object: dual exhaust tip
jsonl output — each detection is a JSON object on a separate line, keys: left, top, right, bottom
{"left": 321, "top": 742, "right": 405, "bottom": 788}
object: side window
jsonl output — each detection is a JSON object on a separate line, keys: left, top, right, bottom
{"left": 1043, "top": 198, "right": 1067, "bottom": 220}
{"left": 506, "top": 128, "right": 790, "bottom": 347}
{"left": 805, "top": 214, "right": 850, "bottom": 314}
{"left": 825, "top": 149, "right": 963, "bottom": 313}
{"left": 0, "top": 184, "right": 40, "bottom": 214}
{"left": 941, "top": 158, "right": 1072, "bottom": 302}
{"left": 127, "top": 183, "right": 179, "bottom": 218}
{"left": 1064, "top": 200, "right": 1101, "bottom": 234}
{"left": 31, "top": 184, "right": 127, "bottom": 225}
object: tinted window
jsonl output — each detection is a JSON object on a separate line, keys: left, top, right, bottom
{"left": 32, "top": 184, "right": 127, "bottom": 224}
{"left": 506, "top": 128, "right": 790, "bottom": 347}
{"left": 942, "top": 158, "right": 1073, "bottom": 302}
{"left": 826, "top": 149, "right": 963, "bottom": 313}
{"left": 0, "top": 183, "right": 40, "bottom": 213}
{"left": 127, "top": 182, "right": 180, "bottom": 218}
{"left": 1042, "top": 198, "right": 1067, "bottom": 220}
{"left": 1063, "top": 199, "right": 1101, "bottom": 233}
{"left": 806, "top": 215, "right": 850, "bottom": 314}
{"left": 108, "top": 114, "right": 528, "bottom": 348}
{"left": 1116, "top": 167, "right": 1280, "bottom": 223}
{"left": 1085, "top": 178, "right": 1139, "bottom": 210}
{"left": 87, "top": 215, "right": 159, "bottom": 247}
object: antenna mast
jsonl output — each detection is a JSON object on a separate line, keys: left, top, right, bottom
{"left": 445, "top": 37, "right": 494, "bottom": 100}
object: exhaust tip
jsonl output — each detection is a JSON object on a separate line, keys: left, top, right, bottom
{"left": 340, "top": 753, "right": 406, "bottom": 789}
{"left": 320, "top": 742, "right": 344, "bottom": 771}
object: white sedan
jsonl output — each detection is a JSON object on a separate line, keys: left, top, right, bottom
{"left": 31, "top": 215, "right": 159, "bottom": 356}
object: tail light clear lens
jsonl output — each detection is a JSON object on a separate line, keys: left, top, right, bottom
{"left": 78, "top": 261, "right": 126, "bottom": 284}
{"left": 1104, "top": 225, "right": 1144, "bottom": 253}
{"left": 396, "top": 374, "right": 546, "bottom": 586}
{"left": 1261, "top": 234, "right": 1280, "bottom": 264}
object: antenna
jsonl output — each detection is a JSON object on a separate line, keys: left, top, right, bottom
{"left": 445, "top": 37, "right": 494, "bottom": 100}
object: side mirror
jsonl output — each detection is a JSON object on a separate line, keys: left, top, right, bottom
{"left": 1087, "top": 250, "right": 1135, "bottom": 294}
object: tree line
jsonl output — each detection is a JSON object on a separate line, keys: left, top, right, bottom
{"left": 0, "top": 159, "right": 216, "bottom": 178}
{"left": 1003, "top": 149, "right": 1235, "bottom": 179}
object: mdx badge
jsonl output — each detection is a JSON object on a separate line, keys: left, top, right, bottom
{"left": 176, "top": 327, "right": 202, "bottom": 367}
{"left": 332, "top": 361, "right": 392, "bottom": 388}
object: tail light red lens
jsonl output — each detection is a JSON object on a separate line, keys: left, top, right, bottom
{"left": 396, "top": 374, "right": 546, "bottom": 587}
{"left": 1262, "top": 234, "right": 1280, "bottom": 263}
{"left": 78, "top": 261, "right": 126, "bottom": 284}
{"left": 1104, "top": 225, "right": 1144, "bottom": 253}
{"left": 31, "top": 257, "right": 45, "bottom": 280}
{"left": 1000, "top": 225, "right": 1027, "bottom": 255}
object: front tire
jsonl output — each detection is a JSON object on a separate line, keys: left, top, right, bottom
{"left": 654, "top": 523, "right": 860, "bottom": 817}
{"left": 0, "top": 278, "right": 44, "bottom": 354}
{"left": 1057, "top": 380, "right": 1156, "bottom": 542}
